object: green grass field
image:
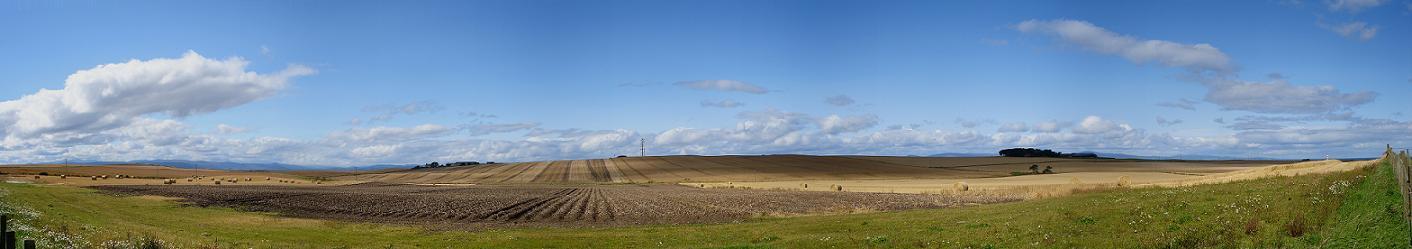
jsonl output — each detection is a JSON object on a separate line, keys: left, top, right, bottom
{"left": 1, "top": 160, "right": 1407, "bottom": 248}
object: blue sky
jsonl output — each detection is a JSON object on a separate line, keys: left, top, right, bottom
{"left": 1, "top": 0, "right": 1409, "bottom": 165}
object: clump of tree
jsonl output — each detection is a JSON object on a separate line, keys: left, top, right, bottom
{"left": 999, "top": 148, "right": 1103, "bottom": 158}
{"left": 1000, "top": 148, "right": 1063, "bottom": 157}
{"left": 414, "top": 161, "right": 487, "bottom": 169}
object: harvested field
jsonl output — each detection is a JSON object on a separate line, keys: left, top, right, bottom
{"left": 690, "top": 160, "right": 1373, "bottom": 198}
{"left": 92, "top": 183, "right": 1017, "bottom": 227}
{"left": 342, "top": 155, "right": 1289, "bottom": 184}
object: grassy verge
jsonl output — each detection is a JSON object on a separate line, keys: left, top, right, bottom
{"left": 1318, "top": 159, "right": 1410, "bottom": 247}
{"left": 0, "top": 161, "right": 1405, "bottom": 248}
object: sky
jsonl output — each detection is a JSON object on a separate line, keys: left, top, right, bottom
{"left": 1, "top": 0, "right": 1410, "bottom": 166}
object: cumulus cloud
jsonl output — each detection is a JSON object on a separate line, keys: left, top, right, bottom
{"left": 1327, "top": 0, "right": 1386, "bottom": 12}
{"left": 216, "top": 124, "right": 248, "bottom": 134}
{"left": 329, "top": 124, "right": 452, "bottom": 143}
{"left": 1201, "top": 77, "right": 1376, "bottom": 114}
{"left": 674, "top": 80, "right": 768, "bottom": 94}
{"left": 0, "top": 51, "right": 313, "bottom": 147}
{"left": 818, "top": 114, "right": 879, "bottom": 135}
{"left": 1320, "top": 21, "right": 1379, "bottom": 41}
{"left": 1016, "top": 19, "right": 1234, "bottom": 74}
{"left": 1157, "top": 98, "right": 1199, "bottom": 110}
{"left": 1032, "top": 121, "right": 1064, "bottom": 133}
{"left": 699, "top": 99, "right": 745, "bottom": 108}
{"left": 824, "top": 95, "right": 856, "bottom": 106}
{"left": 1072, "top": 116, "right": 1134, "bottom": 134}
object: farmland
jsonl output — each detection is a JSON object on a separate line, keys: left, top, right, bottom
{"left": 93, "top": 183, "right": 1016, "bottom": 227}
{"left": 0, "top": 157, "right": 1403, "bottom": 248}
{"left": 343, "top": 155, "right": 1288, "bottom": 184}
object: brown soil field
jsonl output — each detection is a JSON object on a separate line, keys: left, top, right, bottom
{"left": 92, "top": 183, "right": 1019, "bottom": 228}
{"left": 341, "top": 155, "right": 1290, "bottom": 184}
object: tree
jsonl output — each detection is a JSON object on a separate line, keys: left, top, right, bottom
{"left": 1042, "top": 166, "right": 1055, "bottom": 174}
{"left": 1029, "top": 164, "right": 1040, "bottom": 174}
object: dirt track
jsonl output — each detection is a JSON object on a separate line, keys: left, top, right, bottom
{"left": 93, "top": 183, "right": 1018, "bottom": 228}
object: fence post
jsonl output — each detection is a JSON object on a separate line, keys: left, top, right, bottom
{"left": 3, "top": 231, "right": 13, "bottom": 249}
{"left": 0, "top": 214, "right": 7, "bottom": 249}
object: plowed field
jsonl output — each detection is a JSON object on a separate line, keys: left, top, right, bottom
{"left": 94, "top": 183, "right": 1017, "bottom": 227}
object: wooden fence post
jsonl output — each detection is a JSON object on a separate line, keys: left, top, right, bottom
{"left": 0, "top": 214, "right": 8, "bottom": 249}
{"left": 3, "top": 231, "right": 13, "bottom": 249}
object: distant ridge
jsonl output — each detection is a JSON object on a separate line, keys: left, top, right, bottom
{"left": 926, "top": 152, "right": 996, "bottom": 157}
{"left": 28, "top": 159, "right": 412, "bottom": 171}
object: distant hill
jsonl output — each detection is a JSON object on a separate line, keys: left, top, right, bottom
{"left": 926, "top": 152, "right": 997, "bottom": 157}
{"left": 32, "top": 159, "right": 412, "bottom": 171}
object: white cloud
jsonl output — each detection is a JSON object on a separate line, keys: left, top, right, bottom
{"left": 818, "top": 114, "right": 879, "bottom": 135}
{"left": 1327, "top": 0, "right": 1386, "bottom": 12}
{"left": 1202, "top": 77, "right": 1376, "bottom": 114}
{"left": 1072, "top": 116, "right": 1134, "bottom": 134}
{"left": 1017, "top": 19, "right": 1377, "bottom": 115}
{"left": 1016, "top": 19, "right": 1233, "bottom": 74}
{"left": 1320, "top": 21, "right": 1379, "bottom": 41}
{"left": 216, "top": 124, "right": 248, "bottom": 134}
{"left": 1031, "top": 121, "right": 1064, "bottom": 133}
{"left": 997, "top": 122, "right": 1030, "bottom": 132}
{"left": 260, "top": 45, "right": 271, "bottom": 56}
{"left": 674, "top": 80, "right": 768, "bottom": 94}
{"left": 824, "top": 95, "right": 856, "bottom": 106}
{"left": 329, "top": 124, "right": 452, "bottom": 143}
{"left": 699, "top": 99, "right": 745, "bottom": 108}
{"left": 0, "top": 51, "right": 313, "bottom": 147}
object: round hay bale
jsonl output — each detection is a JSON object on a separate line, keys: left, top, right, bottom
{"left": 834, "top": 185, "right": 844, "bottom": 192}
{"left": 1117, "top": 175, "right": 1132, "bottom": 187}
{"left": 953, "top": 182, "right": 969, "bottom": 192}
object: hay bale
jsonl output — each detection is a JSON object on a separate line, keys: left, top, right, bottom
{"left": 1117, "top": 175, "right": 1132, "bottom": 187}
{"left": 214, "top": 180, "right": 221, "bottom": 185}
{"left": 91, "top": 176, "right": 98, "bottom": 181}
{"left": 834, "top": 185, "right": 844, "bottom": 192}
{"left": 60, "top": 175, "right": 67, "bottom": 179}
{"left": 953, "top": 182, "right": 969, "bottom": 192}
